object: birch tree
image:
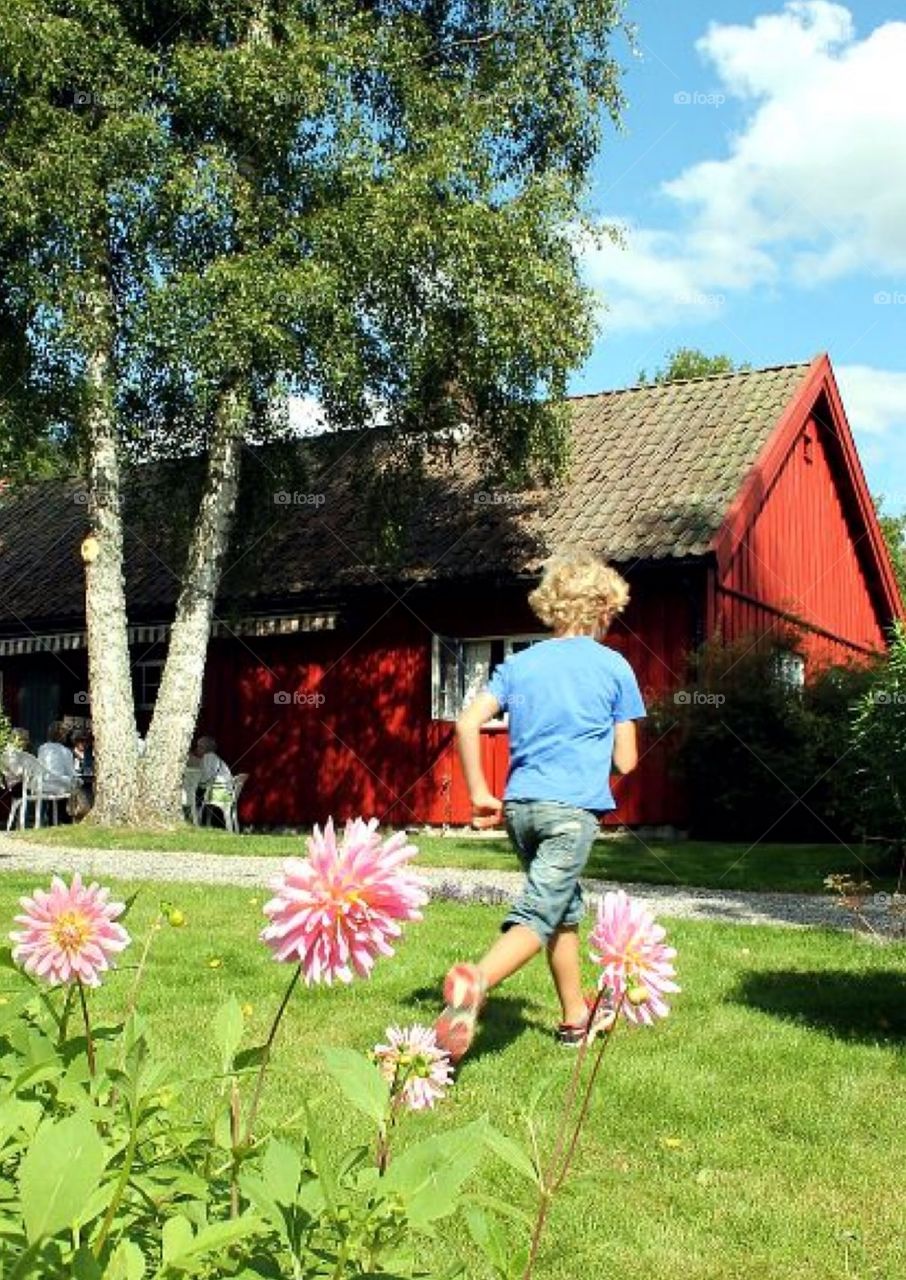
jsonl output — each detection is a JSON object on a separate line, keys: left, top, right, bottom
{"left": 0, "top": 0, "right": 628, "bottom": 825}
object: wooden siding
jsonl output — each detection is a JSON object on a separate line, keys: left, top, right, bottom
{"left": 714, "top": 412, "right": 889, "bottom": 667}
{"left": 194, "top": 573, "right": 695, "bottom": 830}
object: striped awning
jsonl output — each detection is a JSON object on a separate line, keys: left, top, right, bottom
{"left": 0, "top": 612, "right": 337, "bottom": 658}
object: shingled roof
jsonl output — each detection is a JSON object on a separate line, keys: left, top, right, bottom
{"left": 0, "top": 360, "right": 813, "bottom": 629}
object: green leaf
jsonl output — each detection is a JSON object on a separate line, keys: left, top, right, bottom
{"left": 161, "top": 1215, "right": 267, "bottom": 1271}
{"left": 213, "top": 997, "right": 244, "bottom": 1073}
{"left": 482, "top": 1125, "right": 540, "bottom": 1185}
{"left": 261, "top": 1138, "right": 302, "bottom": 1205}
{"left": 301, "top": 1101, "right": 337, "bottom": 1217}
{"left": 0, "top": 990, "right": 37, "bottom": 1032}
{"left": 162, "top": 1216, "right": 194, "bottom": 1263}
{"left": 106, "top": 1239, "right": 146, "bottom": 1280}
{"left": 463, "top": 1192, "right": 534, "bottom": 1230}
{"left": 19, "top": 1111, "right": 107, "bottom": 1243}
{"left": 465, "top": 1207, "right": 510, "bottom": 1278}
{"left": 234, "top": 1044, "right": 267, "bottom": 1072}
{"left": 382, "top": 1118, "right": 487, "bottom": 1230}
{"left": 321, "top": 1047, "right": 390, "bottom": 1126}
{"left": 71, "top": 1247, "right": 104, "bottom": 1279}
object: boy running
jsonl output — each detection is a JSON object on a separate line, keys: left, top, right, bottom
{"left": 435, "top": 551, "right": 645, "bottom": 1062}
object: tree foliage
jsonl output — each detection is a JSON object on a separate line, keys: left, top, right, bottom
{"left": 874, "top": 494, "right": 906, "bottom": 609}
{"left": 637, "top": 347, "right": 749, "bottom": 386}
{"left": 0, "top": 0, "right": 631, "bottom": 478}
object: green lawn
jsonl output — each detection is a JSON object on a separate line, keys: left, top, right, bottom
{"left": 1, "top": 873, "right": 903, "bottom": 1279}
{"left": 11, "top": 823, "right": 896, "bottom": 894}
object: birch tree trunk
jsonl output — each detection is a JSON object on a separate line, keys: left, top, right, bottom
{"left": 82, "top": 289, "right": 140, "bottom": 824}
{"left": 134, "top": 384, "right": 247, "bottom": 825}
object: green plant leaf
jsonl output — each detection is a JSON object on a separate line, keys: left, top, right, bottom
{"left": 261, "top": 1138, "right": 302, "bottom": 1206}
{"left": 71, "top": 1247, "right": 104, "bottom": 1279}
{"left": 106, "top": 1239, "right": 146, "bottom": 1280}
{"left": 213, "top": 998, "right": 244, "bottom": 1074}
{"left": 322, "top": 1047, "right": 390, "bottom": 1126}
{"left": 464, "top": 1207, "right": 513, "bottom": 1278}
{"left": 161, "top": 1215, "right": 267, "bottom": 1271}
{"left": 162, "top": 1215, "right": 194, "bottom": 1263}
{"left": 19, "top": 1111, "right": 108, "bottom": 1242}
{"left": 301, "top": 1101, "right": 337, "bottom": 1216}
{"left": 482, "top": 1125, "right": 540, "bottom": 1185}
{"left": 382, "top": 1118, "right": 487, "bottom": 1230}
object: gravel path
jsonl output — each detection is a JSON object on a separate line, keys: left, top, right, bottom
{"left": 1, "top": 834, "right": 900, "bottom": 938}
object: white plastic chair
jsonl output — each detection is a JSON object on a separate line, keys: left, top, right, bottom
{"left": 182, "top": 767, "right": 202, "bottom": 825}
{"left": 4, "top": 753, "right": 70, "bottom": 829}
{"left": 201, "top": 773, "right": 248, "bottom": 833}
{"left": 3, "top": 747, "right": 30, "bottom": 831}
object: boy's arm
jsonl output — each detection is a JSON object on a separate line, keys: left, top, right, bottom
{"left": 455, "top": 691, "right": 504, "bottom": 828}
{"left": 612, "top": 720, "right": 639, "bottom": 774}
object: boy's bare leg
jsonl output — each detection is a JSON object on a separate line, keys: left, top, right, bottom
{"left": 546, "top": 925, "right": 587, "bottom": 1025}
{"left": 477, "top": 924, "right": 542, "bottom": 987}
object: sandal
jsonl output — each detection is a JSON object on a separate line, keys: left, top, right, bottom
{"left": 434, "top": 963, "right": 488, "bottom": 1064}
{"left": 555, "top": 994, "right": 616, "bottom": 1046}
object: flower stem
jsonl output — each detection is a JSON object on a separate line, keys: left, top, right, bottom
{"left": 550, "top": 996, "right": 625, "bottom": 1194}
{"left": 522, "top": 990, "right": 624, "bottom": 1280}
{"left": 376, "top": 1061, "right": 406, "bottom": 1176}
{"left": 541, "top": 985, "right": 607, "bottom": 1188}
{"left": 93, "top": 1117, "right": 138, "bottom": 1256}
{"left": 230, "top": 1079, "right": 242, "bottom": 1219}
{"left": 244, "top": 964, "right": 301, "bottom": 1143}
{"left": 123, "top": 912, "right": 163, "bottom": 1021}
{"left": 77, "top": 979, "right": 96, "bottom": 1077}
{"left": 58, "top": 986, "right": 75, "bottom": 1044}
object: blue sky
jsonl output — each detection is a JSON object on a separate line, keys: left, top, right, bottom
{"left": 573, "top": 0, "right": 906, "bottom": 510}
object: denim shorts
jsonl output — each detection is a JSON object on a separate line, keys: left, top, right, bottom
{"left": 502, "top": 800, "right": 601, "bottom": 943}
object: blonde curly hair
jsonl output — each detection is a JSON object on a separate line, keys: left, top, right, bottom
{"left": 529, "top": 550, "right": 630, "bottom": 634}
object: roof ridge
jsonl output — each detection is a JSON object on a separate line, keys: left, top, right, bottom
{"left": 567, "top": 359, "right": 814, "bottom": 401}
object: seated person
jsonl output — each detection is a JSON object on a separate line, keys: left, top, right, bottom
{"left": 194, "top": 735, "right": 233, "bottom": 823}
{"left": 37, "top": 722, "right": 75, "bottom": 792}
{"left": 70, "top": 733, "right": 95, "bottom": 817}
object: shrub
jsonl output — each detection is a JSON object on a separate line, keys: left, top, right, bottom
{"left": 849, "top": 622, "right": 906, "bottom": 865}
{"left": 656, "top": 629, "right": 877, "bottom": 842}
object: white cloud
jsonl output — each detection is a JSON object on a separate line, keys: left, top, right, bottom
{"left": 835, "top": 363, "right": 906, "bottom": 506}
{"left": 585, "top": 2, "right": 906, "bottom": 331}
{"left": 836, "top": 364, "right": 906, "bottom": 436}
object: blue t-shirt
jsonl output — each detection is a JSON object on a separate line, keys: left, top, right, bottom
{"left": 485, "top": 636, "right": 646, "bottom": 812}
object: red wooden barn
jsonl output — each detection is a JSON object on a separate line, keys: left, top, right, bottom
{"left": 0, "top": 353, "right": 901, "bottom": 829}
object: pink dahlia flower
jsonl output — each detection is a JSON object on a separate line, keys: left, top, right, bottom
{"left": 374, "top": 1024, "right": 453, "bottom": 1111}
{"left": 10, "top": 874, "right": 131, "bottom": 988}
{"left": 261, "top": 817, "right": 427, "bottom": 984}
{"left": 589, "top": 890, "right": 679, "bottom": 1026}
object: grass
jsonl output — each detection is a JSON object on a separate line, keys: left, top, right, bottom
{"left": 1, "top": 872, "right": 903, "bottom": 1279}
{"left": 10, "top": 823, "right": 897, "bottom": 894}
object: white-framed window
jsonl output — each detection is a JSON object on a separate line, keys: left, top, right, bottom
{"left": 132, "top": 658, "right": 165, "bottom": 710}
{"left": 773, "top": 650, "right": 806, "bottom": 691}
{"left": 430, "top": 634, "right": 546, "bottom": 721}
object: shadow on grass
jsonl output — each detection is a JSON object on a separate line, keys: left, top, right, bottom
{"left": 733, "top": 969, "right": 906, "bottom": 1044}
{"left": 405, "top": 983, "right": 546, "bottom": 1064}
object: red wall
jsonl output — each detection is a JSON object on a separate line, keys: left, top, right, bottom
{"left": 196, "top": 573, "right": 696, "bottom": 830}
{"left": 714, "top": 414, "right": 889, "bottom": 667}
